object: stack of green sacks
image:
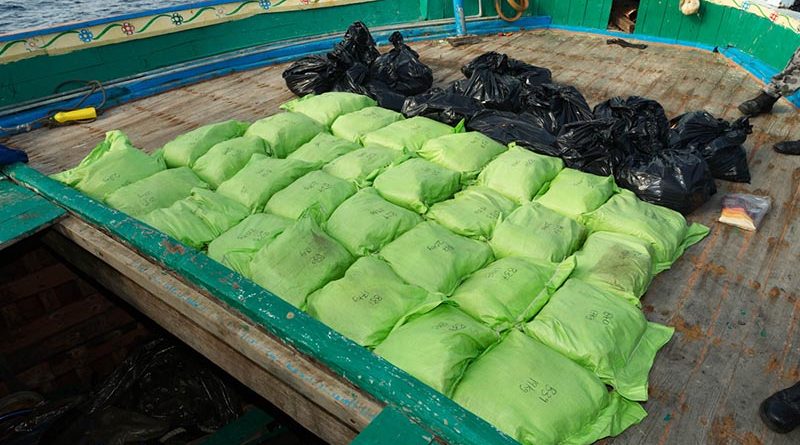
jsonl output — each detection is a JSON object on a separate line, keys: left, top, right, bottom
{"left": 53, "top": 92, "right": 711, "bottom": 445}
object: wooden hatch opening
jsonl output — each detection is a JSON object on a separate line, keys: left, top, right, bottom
{"left": 609, "top": 0, "right": 641, "bottom": 33}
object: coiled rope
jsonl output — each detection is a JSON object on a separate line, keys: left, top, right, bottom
{"left": 495, "top": 0, "right": 530, "bottom": 22}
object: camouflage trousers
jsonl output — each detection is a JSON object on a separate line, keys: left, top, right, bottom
{"left": 765, "top": 47, "right": 800, "bottom": 97}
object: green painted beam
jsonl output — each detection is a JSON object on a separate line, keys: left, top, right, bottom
{"left": 201, "top": 408, "right": 284, "bottom": 445}
{"left": 0, "top": 177, "right": 65, "bottom": 250}
{"left": 351, "top": 407, "right": 435, "bottom": 445}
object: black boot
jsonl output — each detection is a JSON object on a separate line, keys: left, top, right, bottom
{"left": 739, "top": 92, "right": 779, "bottom": 116}
{"left": 775, "top": 141, "right": 800, "bottom": 155}
{"left": 760, "top": 382, "right": 800, "bottom": 433}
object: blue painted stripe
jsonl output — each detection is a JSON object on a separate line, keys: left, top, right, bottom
{"left": 0, "top": 0, "right": 259, "bottom": 42}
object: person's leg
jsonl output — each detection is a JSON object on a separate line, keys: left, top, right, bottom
{"left": 760, "top": 381, "right": 800, "bottom": 433}
{"left": 740, "top": 47, "right": 800, "bottom": 116}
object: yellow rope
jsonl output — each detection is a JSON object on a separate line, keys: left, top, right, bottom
{"left": 495, "top": 0, "right": 530, "bottom": 22}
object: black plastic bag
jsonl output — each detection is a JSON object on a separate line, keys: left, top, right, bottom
{"left": 556, "top": 119, "right": 630, "bottom": 176}
{"left": 594, "top": 96, "right": 670, "bottom": 154}
{"left": 334, "top": 62, "right": 407, "bottom": 111}
{"left": 519, "top": 83, "right": 593, "bottom": 134}
{"left": 282, "top": 55, "right": 337, "bottom": 96}
{"left": 669, "top": 111, "right": 752, "bottom": 183}
{"left": 329, "top": 21, "right": 380, "bottom": 68}
{"left": 446, "top": 70, "right": 522, "bottom": 111}
{"left": 616, "top": 149, "right": 717, "bottom": 214}
{"left": 467, "top": 110, "right": 559, "bottom": 156}
{"left": 370, "top": 32, "right": 433, "bottom": 96}
{"left": 402, "top": 89, "right": 485, "bottom": 125}
{"left": 461, "top": 52, "right": 552, "bottom": 87}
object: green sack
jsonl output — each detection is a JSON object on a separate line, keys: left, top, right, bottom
{"left": 249, "top": 216, "right": 354, "bottom": 308}
{"left": 281, "top": 92, "right": 377, "bottom": 128}
{"left": 287, "top": 132, "right": 360, "bottom": 165}
{"left": 477, "top": 144, "right": 564, "bottom": 204}
{"left": 450, "top": 256, "right": 574, "bottom": 330}
{"left": 53, "top": 130, "right": 166, "bottom": 200}
{"left": 105, "top": 167, "right": 208, "bottom": 217}
{"left": 491, "top": 203, "right": 587, "bottom": 262}
{"left": 216, "top": 155, "right": 318, "bottom": 212}
{"left": 426, "top": 186, "right": 517, "bottom": 240}
{"left": 265, "top": 170, "right": 356, "bottom": 220}
{"left": 417, "top": 132, "right": 507, "bottom": 182}
{"left": 331, "top": 106, "right": 404, "bottom": 143}
{"left": 322, "top": 146, "right": 404, "bottom": 187}
{"left": 162, "top": 120, "right": 250, "bottom": 168}
{"left": 524, "top": 279, "right": 674, "bottom": 402}
{"left": 142, "top": 188, "right": 249, "bottom": 249}
{"left": 191, "top": 135, "right": 268, "bottom": 188}
{"left": 361, "top": 117, "right": 457, "bottom": 152}
{"left": 581, "top": 190, "right": 710, "bottom": 273}
{"left": 374, "top": 305, "right": 498, "bottom": 396}
{"left": 536, "top": 168, "right": 618, "bottom": 219}
{"left": 380, "top": 221, "right": 493, "bottom": 295}
{"left": 207, "top": 213, "right": 293, "bottom": 277}
{"left": 571, "top": 231, "right": 656, "bottom": 302}
{"left": 245, "top": 112, "right": 324, "bottom": 158}
{"left": 326, "top": 188, "right": 423, "bottom": 256}
{"left": 373, "top": 158, "right": 461, "bottom": 213}
{"left": 306, "top": 256, "right": 439, "bottom": 348}
{"left": 453, "top": 330, "right": 647, "bottom": 445}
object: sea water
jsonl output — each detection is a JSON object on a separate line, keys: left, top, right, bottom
{"left": 0, "top": 1, "right": 195, "bottom": 34}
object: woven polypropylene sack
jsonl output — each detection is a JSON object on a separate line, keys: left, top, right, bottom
{"left": 265, "top": 170, "right": 356, "bottom": 220}
{"left": 326, "top": 188, "right": 423, "bottom": 256}
{"left": 331, "top": 106, "right": 404, "bottom": 143}
{"left": 571, "top": 231, "right": 655, "bottom": 302}
{"left": 306, "top": 256, "right": 439, "bottom": 348}
{"left": 54, "top": 130, "right": 166, "bottom": 201}
{"left": 491, "top": 203, "right": 587, "bottom": 262}
{"left": 216, "top": 155, "right": 318, "bottom": 212}
{"left": 417, "top": 132, "right": 507, "bottom": 182}
{"left": 426, "top": 187, "right": 516, "bottom": 240}
{"left": 281, "top": 92, "right": 377, "bottom": 128}
{"left": 287, "top": 132, "right": 360, "bottom": 165}
{"left": 192, "top": 135, "right": 268, "bottom": 188}
{"left": 249, "top": 216, "right": 354, "bottom": 308}
{"left": 374, "top": 305, "right": 498, "bottom": 396}
{"left": 105, "top": 167, "right": 208, "bottom": 217}
{"left": 361, "top": 116, "right": 457, "bottom": 152}
{"left": 207, "top": 213, "right": 293, "bottom": 277}
{"left": 162, "top": 120, "right": 250, "bottom": 168}
{"left": 581, "top": 190, "right": 709, "bottom": 272}
{"left": 536, "top": 168, "right": 618, "bottom": 219}
{"left": 450, "top": 256, "right": 574, "bottom": 330}
{"left": 380, "top": 221, "right": 493, "bottom": 295}
{"left": 453, "top": 330, "right": 647, "bottom": 445}
{"left": 245, "top": 112, "right": 324, "bottom": 158}
{"left": 373, "top": 158, "right": 461, "bottom": 213}
{"left": 524, "top": 279, "right": 674, "bottom": 401}
{"left": 322, "top": 146, "right": 405, "bottom": 187}
{"left": 142, "top": 188, "right": 249, "bottom": 249}
{"left": 477, "top": 144, "right": 563, "bottom": 204}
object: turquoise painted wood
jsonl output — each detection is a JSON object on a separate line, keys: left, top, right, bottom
{"left": 351, "top": 407, "right": 435, "bottom": 445}
{"left": 1, "top": 163, "right": 519, "bottom": 445}
{"left": 0, "top": 177, "right": 65, "bottom": 250}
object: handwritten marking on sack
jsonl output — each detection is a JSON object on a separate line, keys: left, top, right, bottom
{"left": 369, "top": 208, "right": 397, "bottom": 220}
{"left": 474, "top": 206, "right": 501, "bottom": 220}
{"left": 299, "top": 245, "right": 325, "bottom": 265}
{"left": 519, "top": 377, "right": 558, "bottom": 403}
{"left": 303, "top": 181, "right": 333, "bottom": 193}
{"left": 486, "top": 267, "right": 518, "bottom": 281}
{"left": 435, "top": 321, "right": 467, "bottom": 332}
{"left": 353, "top": 291, "right": 383, "bottom": 305}
{"left": 586, "top": 310, "right": 614, "bottom": 325}
{"left": 427, "top": 240, "right": 455, "bottom": 252}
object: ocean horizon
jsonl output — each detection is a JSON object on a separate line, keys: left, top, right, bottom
{"left": 0, "top": 1, "right": 196, "bottom": 35}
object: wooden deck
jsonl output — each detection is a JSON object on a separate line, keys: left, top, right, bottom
{"left": 4, "top": 29, "right": 800, "bottom": 444}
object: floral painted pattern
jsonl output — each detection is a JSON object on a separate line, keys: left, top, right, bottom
{"left": 171, "top": 13, "right": 184, "bottom": 26}
{"left": 259, "top": 0, "right": 272, "bottom": 10}
{"left": 78, "top": 29, "right": 94, "bottom": 43}
{"left": 121, "top": 22, "right": 135, "bottom": 35}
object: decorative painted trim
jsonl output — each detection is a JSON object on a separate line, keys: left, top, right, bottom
{"left": 706, "top": 0, "right": 800, "bottom": 34}
{"left": 0, "top": 0, "right": 376, "bottom": 64}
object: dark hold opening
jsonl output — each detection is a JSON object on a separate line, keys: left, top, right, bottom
{"left": 608, "top": 0, "right": 641, "bottom": 34}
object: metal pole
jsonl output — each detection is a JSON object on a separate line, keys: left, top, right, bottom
{"left": 453, "top": 0, "right": 467, "bottom": 36}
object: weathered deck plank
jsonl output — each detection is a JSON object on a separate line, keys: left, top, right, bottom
{"left": 3, "top": 29, "right": 799, "bottom": 444}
